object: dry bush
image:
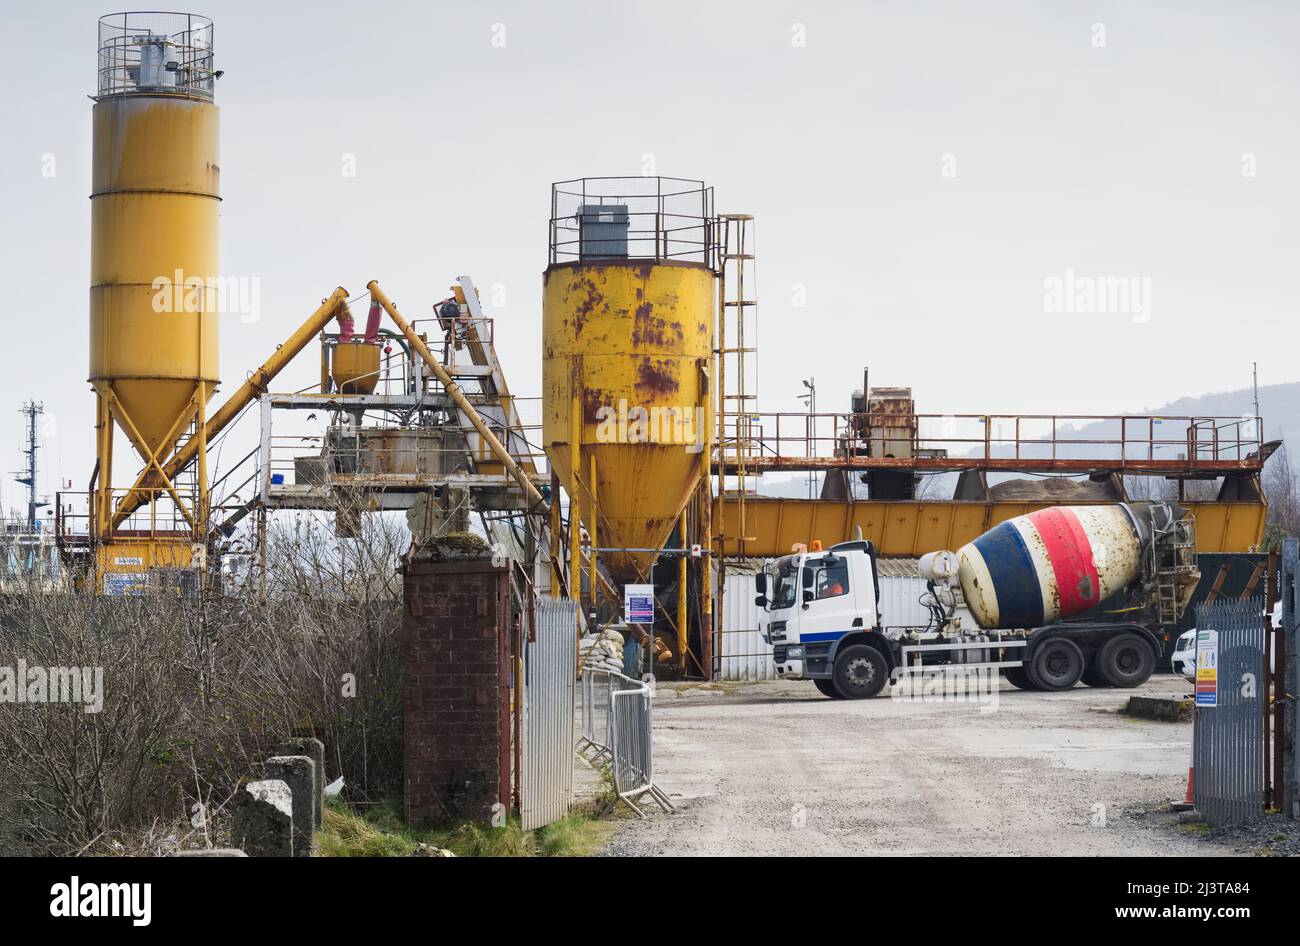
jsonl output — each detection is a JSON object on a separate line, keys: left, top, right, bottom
{"left": 0, "top": 495, "right": 407, "bottom": 855}
{"left": 1263, "top": 447, "right": 1300, "bottom": 549}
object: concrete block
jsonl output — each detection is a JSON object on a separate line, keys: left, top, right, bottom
{"left": 1122, "top": 696, "right": 1193, "bottom": 722}
{"left": 275, "top": 737, "right": 325, "bottom": 828}
{"left": 265, "top": 755, "right": 316, "bottom": 857}
{"left": 231, "top": 779, "right": 293, "bottom": 857}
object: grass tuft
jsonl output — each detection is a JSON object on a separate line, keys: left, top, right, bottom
{"left": 317, "top": 795, "right": 609, "bottom": 857}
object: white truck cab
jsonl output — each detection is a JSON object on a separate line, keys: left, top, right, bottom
{"left": 757, "top": 540, "right": 890, "bottom": 698}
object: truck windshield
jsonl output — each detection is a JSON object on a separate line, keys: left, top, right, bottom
{"left": 771, "top": 559, "right": 799, "bottom": 610}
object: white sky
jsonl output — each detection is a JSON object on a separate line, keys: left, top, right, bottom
{"left": 0, "top": 0, "right": 1296, "bottom": 513}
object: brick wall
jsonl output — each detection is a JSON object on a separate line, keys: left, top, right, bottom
{"left": 401, "top": 558, "right": 511, "bottom": 824}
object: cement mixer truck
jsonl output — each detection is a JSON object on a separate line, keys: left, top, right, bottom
{"left": 753, "top": 502, "right": 1198, "bottom": 699}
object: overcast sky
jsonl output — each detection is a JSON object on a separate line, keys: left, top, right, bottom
{"left": 0, "top": 0, "right": 1296, "bottom": 513}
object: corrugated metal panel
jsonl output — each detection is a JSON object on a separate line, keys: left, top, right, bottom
{"left": 721, "top": 572, "right": 774, "bottom": 681}
{"left": 522, "top": 598, "right": 578, "bottom": 831}
{"left": 876, "top": 557, "right": 920, "bottom": 578}
{"left": 720, "top": 568, "right": 933, "bottom": 679}
{"left": 1192, "top": 600, "right": 1264, "bottom": 825}
{"left": 879, "top": 573, "right": 932, "bottom": 632}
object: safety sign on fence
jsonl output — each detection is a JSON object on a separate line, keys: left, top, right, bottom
{"left": 1195, "top": 628, "right": 1219, "bottom": 708}
{"left": 624, "top": 583, "right": 655, "bottom": 623}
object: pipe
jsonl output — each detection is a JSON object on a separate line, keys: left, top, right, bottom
{"left": 363, "top": 300, "right": 382, "bottom": 343}
{"left": 112, "top": 287, "right": 351, "bottom": 526}
{"left": 337, "top": 300, "right": 356, "bottom": 342}
{"left": 366, "top": 280, "right": 547, "bottom": 511}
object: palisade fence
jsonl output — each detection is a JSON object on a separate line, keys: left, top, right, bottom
{"left": 1193, "top": 600, "right": 1265, "bottom": 826}
{"left": 578, "top": 670, "right": 675, "bottom": 818}
{"left": 521, "top": 598, "right": 578, "bottom": 831}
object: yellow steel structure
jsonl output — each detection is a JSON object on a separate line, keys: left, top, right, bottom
{"left": 330, "top": 342, "right": 381, "bottom": 395}
{"left": 715, "top": 497, "right": 1268, "bottom": 559}
{"left": 542, "top": 261, "right": 714, "bottom": 585}
{"left": 90, "top": 17, "right": 221, "bottom": 584}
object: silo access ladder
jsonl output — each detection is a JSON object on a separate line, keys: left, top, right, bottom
{"left": 716, "top": 213, "right": 760, "bottom": 557}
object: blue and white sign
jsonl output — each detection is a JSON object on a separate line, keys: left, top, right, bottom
{"left": 624, "top": 583, "right": 655, "bottom": 624}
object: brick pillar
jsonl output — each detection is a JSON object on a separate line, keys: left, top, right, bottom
{"left": 401, "top": 551, "right": 511, "bottom": 825}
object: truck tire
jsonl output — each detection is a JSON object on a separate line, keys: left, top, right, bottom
{"left": 1027, "top": 638, "right": 1084, "bottom": 690}
{"left": 832, "top": 645, "right": 888, "bottom": 699}
{"left": 1097, "top": 633, "right": 1155, "bottom": 688}
{"left": 1003, "top": 667, "right": 1036, "bottom": 690}
{"left": 1081, "top": 668, "right": 1112, "bottom": 688}
{"left": 814, "top": 678, "right": 843, "bottom": 699}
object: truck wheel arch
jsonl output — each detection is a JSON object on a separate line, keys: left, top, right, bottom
{"left": 828, "top": 630, "right": 895, "bottom": 671}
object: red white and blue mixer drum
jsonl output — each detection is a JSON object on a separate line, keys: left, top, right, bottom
{"left": 956, "top": 504, "right": 1148, "bottom": 630}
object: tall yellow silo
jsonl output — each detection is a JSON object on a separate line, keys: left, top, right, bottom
{"left": 543, "top": 178, "right": 716, "bottom": 610}
{"left": 89, "top": 12, "right": 220, "bottom": 587}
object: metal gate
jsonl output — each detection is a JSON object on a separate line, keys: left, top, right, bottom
{"left": 521, "top": 598, "right": 578, "bottom": 830}
{"left": 1193, "top": 600, "right": 1265, "bottom": 825}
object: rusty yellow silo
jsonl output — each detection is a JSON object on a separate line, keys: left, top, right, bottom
{"left": 89, "top": 12, "right": 220, "bottom": 584}
{"left": 543, "top": 178, "right": 716, "bottom": 604}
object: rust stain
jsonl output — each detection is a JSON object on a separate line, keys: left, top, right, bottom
{"left": 581, "top": 387, "right": 612, "bottom": 424}
{"left": 568, "top": 274, "right": 605, "bottom": 337}
{"left": 636, "top": 358, "right": 680, "bottom": 396}
{"left": 631, "top": 301, "right": 685, "bottom": 348}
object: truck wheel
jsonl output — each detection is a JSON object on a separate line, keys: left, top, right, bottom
{"left": 1097, "top": 633, "right": 1155, "bottom": 688}
{"left": 1003, "top": 667, "right": 1036, "bottom": 690}
{"left": 832, "top": 645, "right": 888, "bottom": 699}
{"left": 814, "top": 679, "right": 843, "bottom": 699}
{"left": 1027, "top": 638, "right": 1084, "bottom": 690}
{"left": 1081, "top": 668, "right": 1112, "bottom": 688}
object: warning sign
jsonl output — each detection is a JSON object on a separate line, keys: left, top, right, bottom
{"left": 1194, "top": 628, "right": 1218, "bottom": 708}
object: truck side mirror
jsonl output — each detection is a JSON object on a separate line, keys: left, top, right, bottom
{"left": 754, "top": 573, "right": 767, "bottom": 594}
{"left": 803, "top": 589, "right": 814, "bottom": 604}
{"left": 754, "top": 594, "right": 767, "bottom": 608}
{"left": 802, "top": 569, "right": 814, "bottom": 589}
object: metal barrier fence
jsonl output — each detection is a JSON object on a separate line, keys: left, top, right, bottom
{"left": 578, "top": 670, "right": 675, "bottom": 819}
{"left": 521, "top": 599, "right": 579, "bottom": 831}
{"left": 1193, "top": 600, "right": 1265, "bottom": 826}
{"left": 577, "top": 670, "right": 614, "bottom": 768}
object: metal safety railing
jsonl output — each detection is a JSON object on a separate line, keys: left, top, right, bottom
{"left": 577, "top": 670, "right": 675, "bottom": 818}
{"left": 715, "top": 411, "right": 1265, "bottom": 473}
{"left": 97, "top": 12, "right": 217, "bottom": 99}
{"left": 549, "top": 177, "right": 717, "bottom": 267}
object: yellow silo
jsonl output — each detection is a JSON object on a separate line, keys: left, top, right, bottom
{"left": 89, "top": 13, "right": 220, "bottom": 585}
{"left": 543, "top": 178, "right": 716, "bottom": 609}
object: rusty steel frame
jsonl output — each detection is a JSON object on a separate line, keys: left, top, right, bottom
{"left": 712, "top": 410, "right": 1264, "bottom": 476}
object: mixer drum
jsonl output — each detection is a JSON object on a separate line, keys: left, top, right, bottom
{"left": 956, "top": 504, "right": 1149, "bottom": 630}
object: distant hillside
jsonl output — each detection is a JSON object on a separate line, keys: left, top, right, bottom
{"left": 1137, "top": 381, "right": 1296, "bottom": 462}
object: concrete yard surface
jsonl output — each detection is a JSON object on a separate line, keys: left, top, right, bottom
{"left": 604, "top": 673, "right": 1235, "bottom": 856}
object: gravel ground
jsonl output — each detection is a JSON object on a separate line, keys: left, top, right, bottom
{"left": 602, "top": 673, "right": 1254, "bottom": 856}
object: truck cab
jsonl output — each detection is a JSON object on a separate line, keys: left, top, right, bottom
{"left": 757, "top": 540, "right": 892, "bottom": 698}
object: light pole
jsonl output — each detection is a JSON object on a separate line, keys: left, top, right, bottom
{"left": 798, "top": 378, "right": 816, "bottom": 499}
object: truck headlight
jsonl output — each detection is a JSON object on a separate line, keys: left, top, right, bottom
{"left": 787, "top": 646, "right": 804, "bottom": 659}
